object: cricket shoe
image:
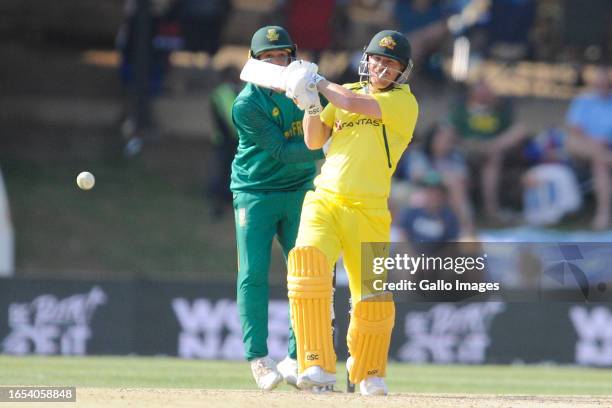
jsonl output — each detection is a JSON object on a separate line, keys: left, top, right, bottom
{"left": 250, "top": 356, "right": 283, "bottom": 391}
{"left": 359, "top": 376, "right": 388, "bottom": 396}
{"left": 346, "top": 356, "right": 388, "bottom": 396}
{"left": 296, "top": 366, "right": 336, "bottom": 389}
{"left": 311, "top": 385, "right": 335, "bottom": 393}
{"left": 276, "top": 356, "right": 298, "bottom": 388}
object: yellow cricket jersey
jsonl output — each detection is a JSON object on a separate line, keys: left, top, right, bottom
{"left": 316, "top": 82, "right": 418, "bottom": 201}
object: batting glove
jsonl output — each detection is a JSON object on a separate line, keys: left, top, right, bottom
{"left": 284, "top": 60, "right": 318, "bottom": 82}
{"left": 285, "top": 69, "right": 315, "bottom": 100}
{"left": 284, "top": 60, "right": 318, "bottom": 94}
{"left": 304, "top": 88, "right": 323, "bottom": 117}
{"left": 305, "top": 73, "right": 326, "bottom": 116}
{"left": 290, "top": 83, "right": 322, "bottom": 115}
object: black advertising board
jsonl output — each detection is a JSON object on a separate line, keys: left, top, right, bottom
{"left": 1, "top": 277, "right": 611, "bottom": 367}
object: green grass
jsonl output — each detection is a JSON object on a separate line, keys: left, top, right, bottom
{"left": 1, "top": 130, "right": 292, "bottom": 283}
{"left": 3, "top": 156, "right": 230, "bottom": 281}
{"left": 1, "top": 356, "right": 611, "bottom": 395}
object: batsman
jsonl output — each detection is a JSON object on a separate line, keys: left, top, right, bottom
{"left": 284, "top": 30, "right": 419, "bottom": 395}
{"left": 231, "top": 26, "right": 324, "bottom": 391}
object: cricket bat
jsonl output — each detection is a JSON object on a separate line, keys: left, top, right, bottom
{"left": 240, "top": 58, "right": 288, "bottom": 90}
{"left": 240, "top": 59, "right": 317, "bottom": 92}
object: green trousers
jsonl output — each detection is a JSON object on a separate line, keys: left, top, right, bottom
{"left": 233, "top": 190, "right": 307, "bottom": 361}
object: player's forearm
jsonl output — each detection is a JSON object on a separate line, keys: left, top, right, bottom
{"left": 303, "top": 114, "right": 330, "bottom": 150}
{"left": 315, "top": 80, "right": 354, "bottom": 111}
{"left": 316, "top": 80, "right": 381, "bottom": 118}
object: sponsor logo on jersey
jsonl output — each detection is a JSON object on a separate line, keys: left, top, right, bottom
{"left": 284, "top": 121, "right": 303, "bottom": 138}
{"left": 333, "top": 118, "right": 381, "bottom": 131}
{"left": 272, "top": 107, "right": 280, "bottom": 117}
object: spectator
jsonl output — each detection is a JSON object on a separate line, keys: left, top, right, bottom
{"left": 399, "top": 122, "right": 475, "bottom": 236}
{"left": 396, "top": 172, "right": 460, "bottom": 254}
{"left": 394, "top": 0, "right": 492, "bottom": 72}
{"left": 450, "top": 79, "right": 530, "bottom": 220}
{"left": 116, "top": 0, "right": 181, "bottom": 155}
{"left": 395, "top": 173, "right": 478, "bottom": 295}
{"left": 521, "top": 127, "right": 582, "bottom": 225}
{"left": 394, "top": 0, "right": 449, "bottom": 69}
{"left": 565, "top": 66, "right": 612, "bottom": 230}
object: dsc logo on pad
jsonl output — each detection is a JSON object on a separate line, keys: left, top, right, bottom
{"left": 306, "top": 352, "right": 319, "bottom": 361}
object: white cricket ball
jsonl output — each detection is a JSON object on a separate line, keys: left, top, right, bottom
{"left": 76, "top": 171, "right": 95, "bottom": 190}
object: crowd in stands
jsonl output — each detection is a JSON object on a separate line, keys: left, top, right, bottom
{"left": 386, "top": 0, "right": 612, "bottom": 238}
{"left": 115, "top": 0, "right": 612, "bottom": 235}
{"left": 394, "top": 66, "right": 612, "bottom": 244}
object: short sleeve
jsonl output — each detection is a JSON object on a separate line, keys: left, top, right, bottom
{"left": 320, "top": 102, "right": 337, "bottom": 128}
{"left": 372, "top": 87, "right": 419, "bottom": 142}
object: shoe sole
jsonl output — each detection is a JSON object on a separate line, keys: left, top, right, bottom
{"left": 260, "top": 374, "right": 283, "bottom": 391}
{"left": 297, "top": 377, "right": 335, "bottom": 390}
{"left": 360, "top": 389, "right": 387, "bottom": 396}
{"left": 311, "top": 385, "right": 335, "bottom": 393}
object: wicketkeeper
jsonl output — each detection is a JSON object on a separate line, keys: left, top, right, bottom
{"left": 284, "top": 30, "right": 419, "bottom": 395}
{"left": 231, "top": 26, "right": 324, "bottom": 390}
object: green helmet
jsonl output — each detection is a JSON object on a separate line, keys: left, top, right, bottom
{"left": 364, "top": 30, "right": 412, "bottom": 68}
{"left": 359, "top": 30, "right": 413, "bottom": 85}
{"left": 249, "top": 26, "right": 296, "bottom": 58}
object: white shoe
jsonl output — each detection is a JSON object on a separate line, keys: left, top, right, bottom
{"left": 250, "top": 356, "right": 282, "bottom": 391}
{"left": 346, "top": 357, "right": 355, "bottom": 391}
{"left": 297, "top": 365, "right": 336, "bottom": 389}
{"left": 359, "top": 376, "right": 388, "bottom": 396}
{"left": 346, "top": 357, "right": 388, "bottom": 396}
{"left": 277, "top": 356, "right": 298, "bottom": 388}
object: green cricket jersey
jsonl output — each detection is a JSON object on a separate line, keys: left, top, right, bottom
{"left": 230, "top": 83, "right": 324, "bottom": 192}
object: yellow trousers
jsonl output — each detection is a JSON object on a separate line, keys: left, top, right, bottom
{"left": 295, "top": 189, "right": 391, "bottom": 301}
{"left": 288, "top": 189, "right": 395, "bottom": 382}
